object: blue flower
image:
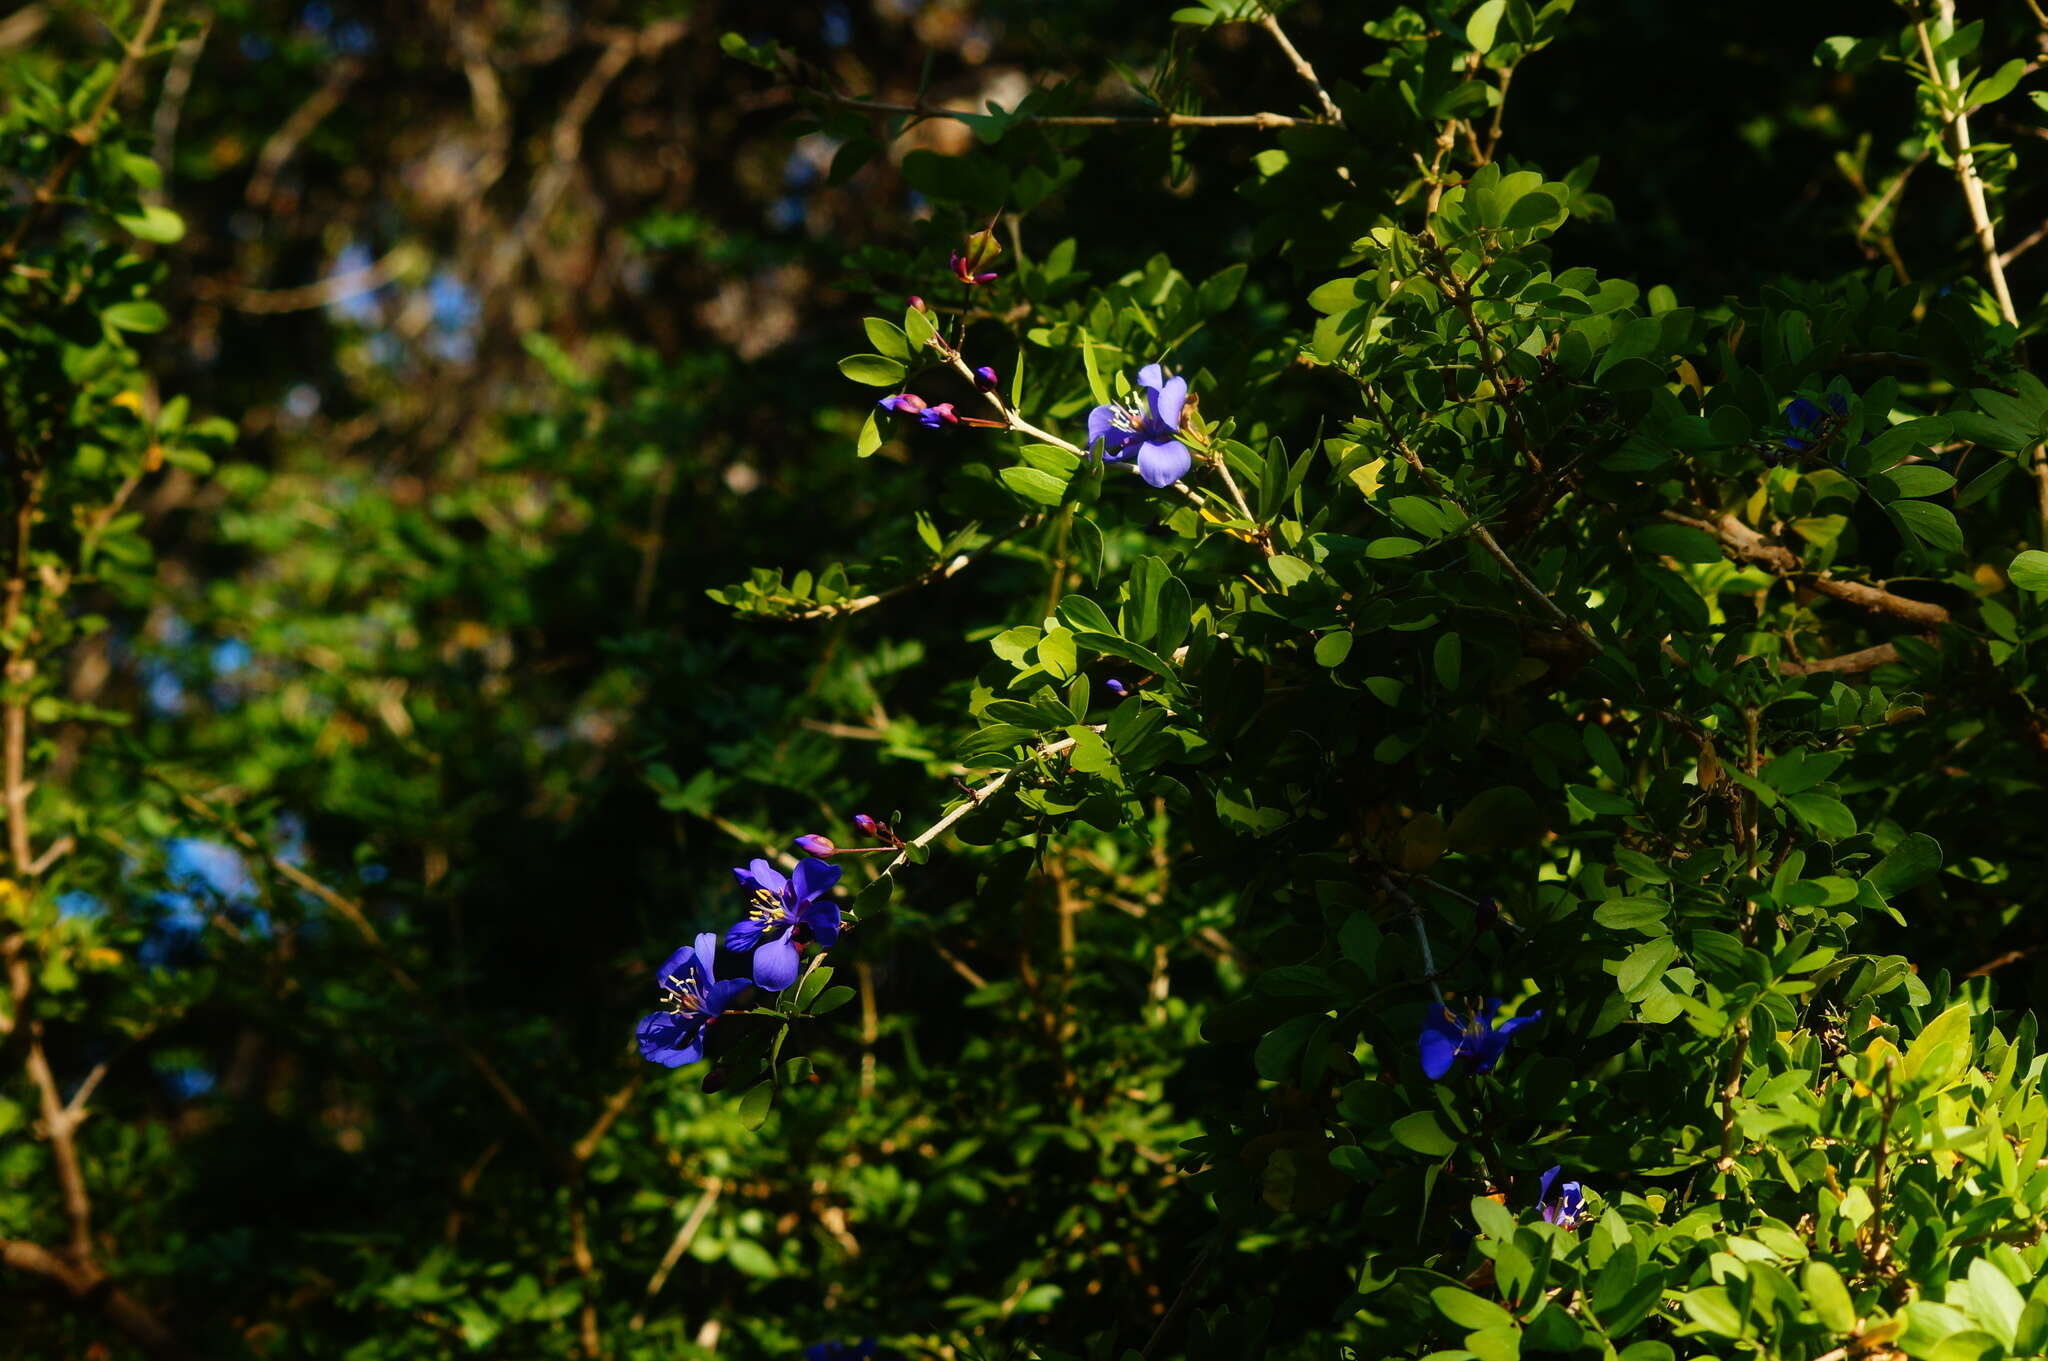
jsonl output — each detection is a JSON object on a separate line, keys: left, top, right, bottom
{"left": 726, "top": 857, "right": 843, "bottom": 991}
{"left": 636, "top": 933, "right": 752, "bottom": 1068}
{"left": 1782, "top": 394, "right": 1848, "bottom": 452}
{"left": 1087, "top": 361, "right": 1192, "bottom": 488}
{"left": 1418, "top": 998, "right": 1541, "bottom": 1079}
{"left": 806, "top": 1342, "right": 887, "bottom": 1361}
{"left": 1538, "top": 1165, "right": 1587, "bottom": 1229}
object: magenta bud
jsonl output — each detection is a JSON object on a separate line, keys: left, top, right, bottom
{"left": 973, "top": 365, "right": 1000, "bottom": 391}
{"left": 917, "top": 402, "right": 958, "bottom": 428}
{"left": 878, "top": 392, "right": 928, "bottom": 415}
{"left": 793, "top": 834, "right": 837, "bottom": 857}
{"left": 852, "top": 813, "right": 881, "bottom": 838}
{"left": 907, "top": 295, "right": 926, "bottom": 312}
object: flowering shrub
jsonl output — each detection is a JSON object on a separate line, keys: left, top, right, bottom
{"left": 9, "top": 1, "right": 2048, "bottom": 1358}
{"left": 690, "top": 1, "right": 2048, "bottom": 1356}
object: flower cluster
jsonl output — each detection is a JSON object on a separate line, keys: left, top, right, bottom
{"left": 638, "top": 817, "right": 907, "bottom": 1068}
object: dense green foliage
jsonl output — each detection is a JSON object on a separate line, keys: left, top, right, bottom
{"left": 7, "top": 2, "right": 2048, "bottom": 1359}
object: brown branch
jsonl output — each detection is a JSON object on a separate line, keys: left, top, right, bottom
{"left": 822, "top": 93, "right": 1312, "bottom": 129}
{"left": 25, "top": 1037, "right": 91, "bottom": 1260}
{"left": 0, "top": 0, "right": 169, "bottom": 267}
{"left": 1659, "top": 511, "right": 1951, "bottom": 625}
{"left": 195, "top": 245, "right": 411, "bottom": 315}
{"left": 1779, "top": 642, "right": 1912, "bottom": 677}
{"left": 0, "top": 1237, "right": 193, "bottom": 1360}
{"left": 246, "top": 57, "right": 363, "bottom": 207}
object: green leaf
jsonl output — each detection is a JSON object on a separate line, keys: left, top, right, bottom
{"left": 1631, "top": 523, "right": 1723, "bottom": 563}
{"left": 103, "top": 300, "right": 169, "bottom": 333}
{"left": 856, "top": 410, "right": 883, "bottom": 458}
{"left": 1867, "top": 833, "right": 1941, "bottom": 896}
{"left": 1314, "top": 631, "right": 1353, "bottom": 667}
{"left": 2010, "top": 550, "right": 2048, "bottom": 592}
{"left": 1390, "top": 1111, "right": 1457, "bottom": 1157}
{"left": 1465, "top": 0, "right": 1507, "bottom": 53}
{"left": 1433, "top": 1285, "right": 1514, "bottom": 1331}
{"left": 863, "top": 317, "right": 911, "bottom": 361}
{"left": 1681, "top": 1286, "right": 1746, "bottom": 1338}
{"left": 114, "top": 204, "right": 184, "bottom": 242}
{"left": 999, "top": 465, "right": 1069, "bottom": 508}
{"left": 1803, "top": 1261, "right": 1856, "bottom": 1333}
{"left": 1884, "top": 497, "right": 1966, "bottom": 556}
{"left": 1785, "top": 792, "right": 1856, "bottom": 840}
{"left": 838, "top": 354, "right": 907, "bottom": 387}
{"left": 1873, "top": 466, "right": 1956, "bottom": 499}
{"left": 737, "top": 1081, "right": 774, "bottom": 1130}
{"left": 1900, "top": 1001, "right": 1973, "bottom": 1087}
{"left": 811, "top": 985, "right": 856, "bottom": 1015}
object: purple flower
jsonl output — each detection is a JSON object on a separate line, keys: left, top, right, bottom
{"left": 1104, "top": 678, "right": 1130, "bottom": 698}
{"left": 878, "top": 393, "right": 928, "bottom": 415}
{"left": 852, "top": 813, "right": 882, "bottom": 838}
{"left": 636, "top": 933, "right": 752, "bottom": 1068}
{"left": 1782, "top": 394, "right": 1847, "bottom": 452}
{"left": 917, "top": 402, "right": 959, "bottom": 429}
{"left": 973, "top": 365, "right": 1000, "bottom": 391}
{"left": 1418, "top": 998, "right": 1541, "bottom": 1079}
{"left": 726, "top": 857, "right": 843, "bottom": 991}
{"left": 1538, "top": 1166, "right": 1587, "bottom": 1229}
{"left": 1087, "top": 362, "right": 1192, "bottom": 488}
{"left": 793, "top": 834, "right": 837, "bottom": 856}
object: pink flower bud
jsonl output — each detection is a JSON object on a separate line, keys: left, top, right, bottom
{"left": 793, "top": 834, "right": 837, "bottom": 857}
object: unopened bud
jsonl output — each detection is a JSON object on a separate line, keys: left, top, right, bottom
{"left": 973, "top": 365, "right": 999, "bottom": 392}
{"left": 878, "top": 392, "right": 928, "bottom": 415}
{"left": 907, "top": 296, "right": 926, "bottom": 312}
{"left": 793, "top": 834, "right": 837, "bottom": 857}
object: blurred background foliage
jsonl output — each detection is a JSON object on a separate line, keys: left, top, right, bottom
{"left": 5, "top": 1, "right": 2048, "bottom": 1358}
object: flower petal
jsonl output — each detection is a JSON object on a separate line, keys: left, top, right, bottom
{"left": 724, "top": 916, "right": 770, "bottom": 953}
{"left": 1538, "top": 1165, "right": 1561, "bottom": 1205}
{"left": 1150, "top": 375, "right": 1187, "bottom": 430}
{"left": 693, "top": 932, "right": 720, "bottom": 984}
{"left": 1134, "top": 439, "right": 1191, "bottom": 488}
{"left": 655, "top": 943, "right": 701, "bottom": 992}
{"left": 1086, "top": 404, "right": 1122, "bottom": 451}
{"left": 636, "top": 1012, "right": 705, "bottom": 1068}
{"left": 792, "top": 857, "right": 842, "bottom": 903}
{"left": 703, "top": 978, "right": 754, "bottom": 1016}
{"left": 751, "top": 933, "right": 802, "bottom": 991}
{"left": 1418, "top": 1015, "right": 1462, "bottom": 1080}
{"left": 1136, "top": 362, "right": 1165, "bottom": 391}
{"left": 734, "top": 858, "right": 787, "bottom": 897}
{"left": 802, "top": 900, "right": 843, "bottom": 948}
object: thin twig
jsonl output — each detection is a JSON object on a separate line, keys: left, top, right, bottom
{"left": 1256, "top": 11, "right": 1343, "bottom": 124}
{"left": 821, "top": 93, "right": 1313, "bottom": 130}
{"left": 1916, "top": 10, "right": 2018, "bottom": 325}
{"left": 632, "top": 1177, "right": 725, "bottom": 1326}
